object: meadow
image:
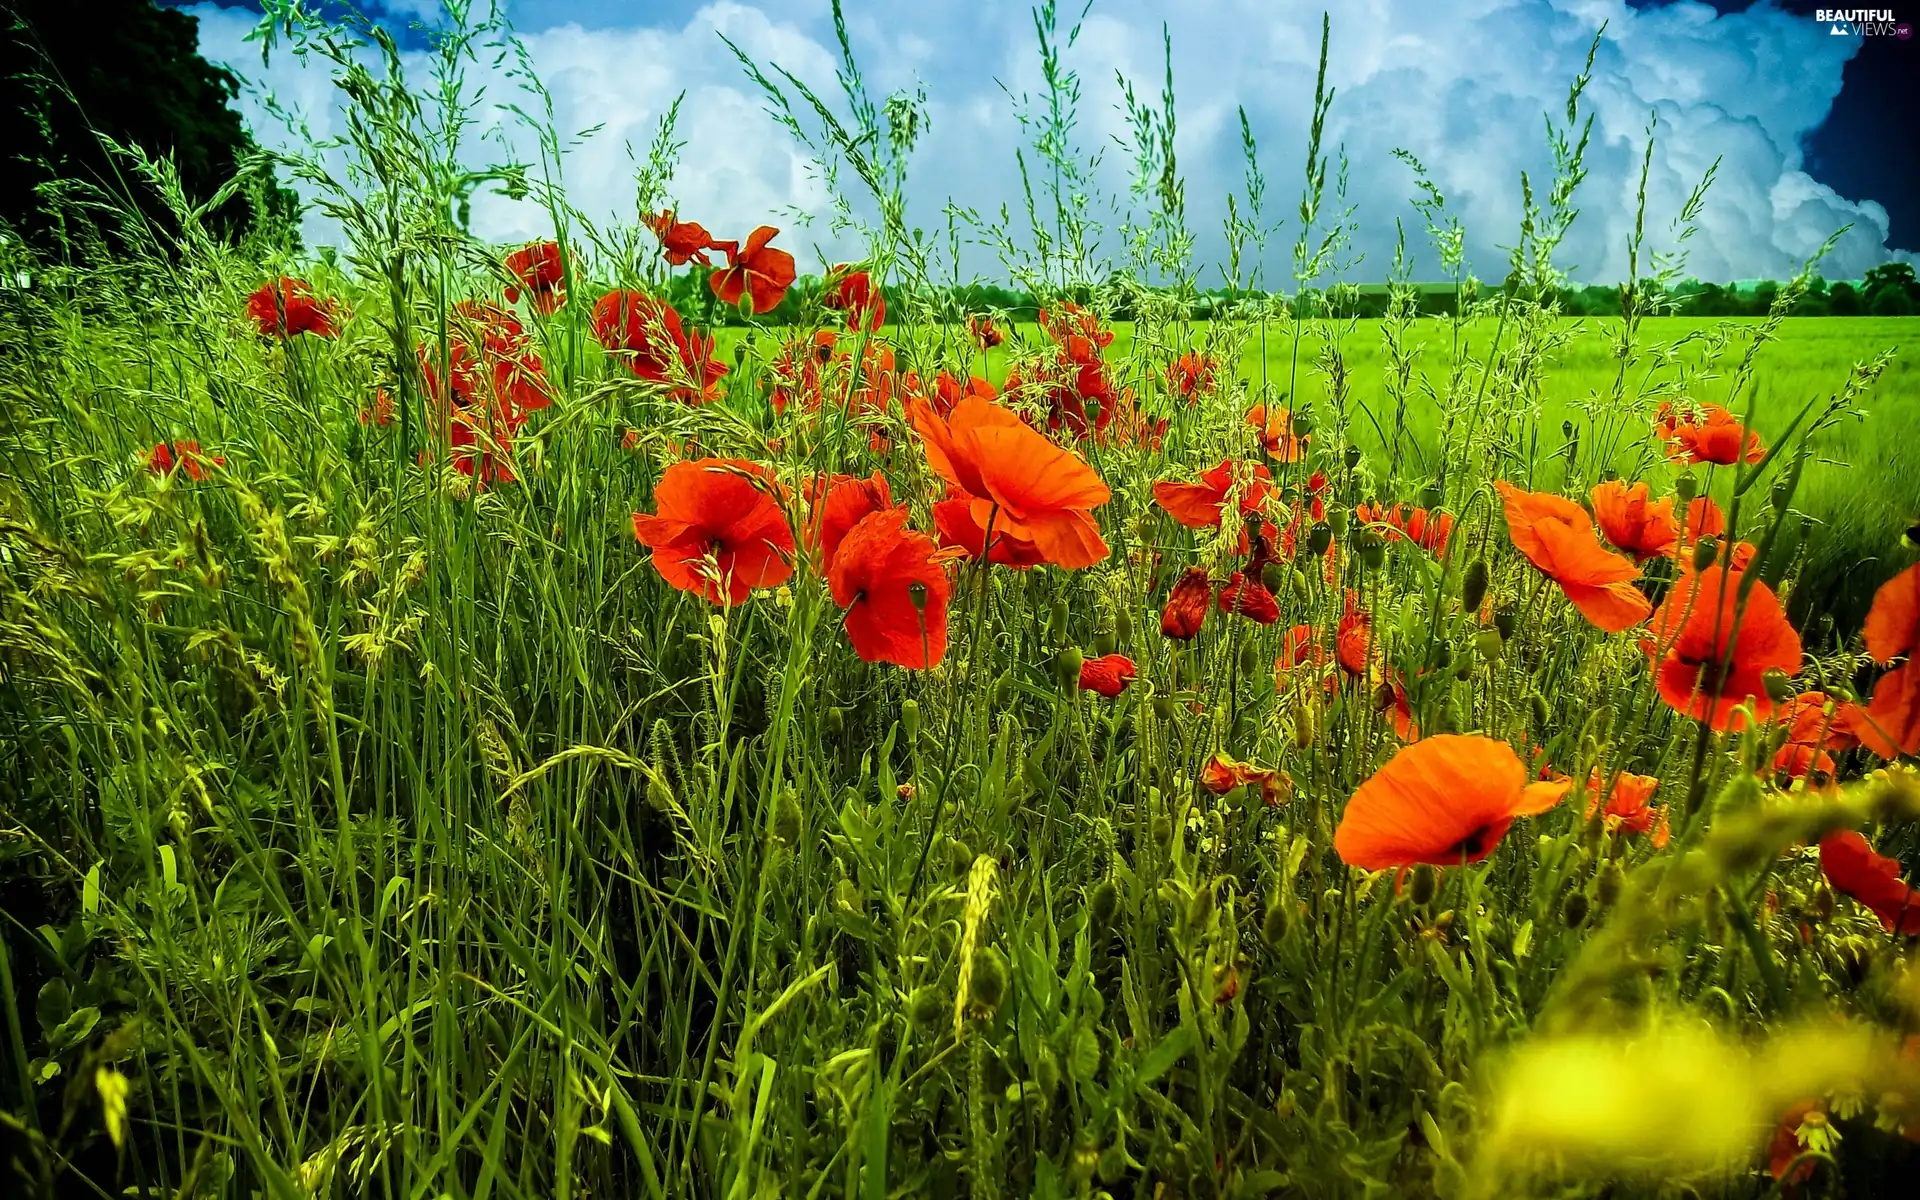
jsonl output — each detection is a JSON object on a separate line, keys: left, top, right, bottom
{"left": 3, "top": 5, "right": 1920, "bottom": 1200}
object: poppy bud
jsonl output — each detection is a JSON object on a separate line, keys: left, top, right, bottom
{"left": 1261, "top": 894, "right": 1289, "bottom": 945}
{"left": 835, "top": 876, "right": 864, "bottom": 916}
{"left": 1056, "top": 646, "right": 1083, "bottom": 686}
{"left": 908, "top": 985, "right": 945, "bottom": 1025}
{"left": 949, "top": 838, "right": 974, "bottom": 878}
{"left": 1530, "top": 693, "right": 1550, "bottom": 729}
{"left": 1115, "top": 606, "right": 1134, "bottom": 644}
{"left": 773, "top": 786, "right": 802, "bottom": 845}
{"left": 992, "top": 669, "right": 1014, "bottom": 708}
{"left": 1673, "top": 473, "right": 1698, "bottom": 504}
{"left": 1563, "top": 892, "right": 1589, "bottom": 928}
{"left": 1307, "top": 522, "right": 1333, "bottom": 556}
{"left": 824, "top": 706, "right": 846, "bottom": 735}
{"left": 1474, "top": 628, "right": 1503, "bottom": 661}
{"left": 1240, "top": 639, "right": 1261, "bottom": 676}
{"left": 1261, "top": 562, "right": 1287, "bottom": 593}
{"left": 1462, "top": 560, "right": 1489, "bottom": 613}
{"left": 1290, "top": 567, "right": 1310, "bottom": 602}
{"left": 1049, "top": 597, "right": 1070, "bottom": 637}
{"left": 1410, "top": 864, "right": 1437, "bottom": 906}
{"left": 1691, "top": 536, "right": 1718, "bottom": 572}
{"left": 908, "top": 580, "right": 929, "bottom": 613}
{"left": 1094, "top": 626, "right": 1117, "bottom": 656}
{"left": 1494, "top": 607, "right": 1517, "bottom": 641}
{"left": 1344, "top": 446, "right": 1362, "bottom": 470}
{"left": 1292, "top": 412, "right": 1312, "bottom": 438}
{"left": 1597, "top": 862, "right": 1624, "bottom": 908}
{"left": 737, "top": 290, "right": 758, "bottom": 321}
{"left": 1292, "top": 696, "right": 1317, "bottom": 748}
{"left": 1761, "top": 667, "right": 1794, "bottom": 703}
{"left": 1152, "top": 814, "right": 1173, "bottom": 845}
{"left": 1430, "top": 640, "right": 1452, "bottom": 669}
{"left": 1089, "top": 877, "right": 1120, "bottom": 930}
{"left": 902, "top": 698, "right": 922, "bottom": 741}
{"left": 969, "top": 945, "right": 1007, "bottom": 1015}
{"left": 1186, "top": 883, "right": 1215, "bottom": 932}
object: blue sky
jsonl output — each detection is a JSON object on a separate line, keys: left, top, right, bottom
{"left": 171, "top": 1, "right": 1916, "bottom": 283}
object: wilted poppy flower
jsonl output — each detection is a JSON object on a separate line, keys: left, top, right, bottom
{"left": 503, "top": 241, "right": 567, "bottom": 313}
{"left": 825, "top": 266, "right": 885, "bottom": 332}
{"left": 828, "top": 507, "right": 950, "bottom": 668}
{"left": 1153, "top": 459, "right": 1273, "bottom": 530}
{"left": 1643, "top": 566, "right": 1801, "bottom": 729}
{"left": 1247, "top": 404, "right": 1307, "bottom": 461}
{"left": 710, "top": 226, "right": 797, "bottom": 314}
{"left": 644, "top": 210, "right": 717, "bottom": 266}
{"left": 1818, "top": 830, "right": 1920, "bottom": 933}
{"left": 1218, "top": 573, "right": 1280, "bottom": 625}
{"left": 1858, "top": 562, "right": 1920, "bottom": 758}
{"left": 1079, "top": 653, "right": 1137, "bottom": 697}
{"left": 1159, "top": 567, "right": 1213, "bottom": 640}
{"left": 967, "top": 313, "right": 1003, "bottom": 349}
{"left": 246, "top": 277, "right": 338, "bottom": 338}
{"left": 1659, "top": 402, "right": 1765, "bottom": 466}
{"left": 591, "top": 291, "right": 727, "bottom": 404}
{"left": 1200, "top": 753, "right": 1291, "bottom": 806}
{"left": 1590, "top": 480, "right": 1678, "bottom": 562}
{"left": 910, "top": 394, "right": 1110, "bottom": 569}
{"left": 808, "top": 471, "right": 893, "bottom": 567}
{"left": 147, "top": 440, "right": 224, "bottom": 481}
{"left": 1495, "top": 481, "right": 1652, "bottom": 633}
{"left": 1333, "top": 735, "right": 1570, "bottom": 870}
{"left": 1355, "top": 501, "right": 1453, "bottom": 557}
{"left": 632, "top": 458, "right": 795, "bottom": 606}
{"left": 1168, "top": 352, "right": 1216, "bottom": 401}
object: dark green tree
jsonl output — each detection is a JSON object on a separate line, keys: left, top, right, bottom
{"left": 1863, "top": 262, "right": 1918, "bottom": 313}
{"left": 1, "top": 0, "right": 297, "bottom": 253}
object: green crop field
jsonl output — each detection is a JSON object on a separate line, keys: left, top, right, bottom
{"left": 4, "top": 5, "right": 1920, "bottom": 1200}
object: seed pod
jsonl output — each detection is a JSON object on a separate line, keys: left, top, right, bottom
{"left": 1152, "top": 695, "right": 1175, "bottom": 721}
{"left": 1094, "top": 626, "right": 1117, "bottom": 656}
{"left": 1344, "top": 446, "right": 1362, "bottom": 470}
{"left": 1674, "top": 473, "right": 1698, "bottom": 504}
{"left": 1291, "top": 412, "right": 1312, "bottom": 438}
{"left": 902, "top": 698, "right": 922, "bottom": 741}
{"left": 1462, "top": 560, "right": 1489, "bottom": 613}
{"left": 1762, "top": 667, "right": 1794, "bottom": 703}
{"left": 1361, "top": 540, "right": 1386, "bottom": 570}
{"left": 1419, "top": 483, "right": 1444, "bottom": 510}
{"left": 1261, "top": 561, "right": 1287, "bottom": 593}
{"left": 1691, "top": 536, "right": 1718, "bottom": 572}
{"left": 1410, "top": 864, "right": 1437, "bottom": 906}
{"left": 1056, "top": 646, "right": 1084, "bottom": 686}
{"left": 1474, "top": 628, "right": 1504, "bottom": 661}
{"left": 991, "top": 669, "right": 1014, "bottom": 708}
{"left": 1307, "top": 521, "right": 1333, "bottom": 556}
{"left": 1563, "top": 892, "right": 1590, "bottom": 928}
{"left": 969, "top": 945, "right": 1008, "bottom": 1014}
{"left": 1494, "top": 607, "right": 1517, "bottom": 641}
{"left": 1084, "top": 396, "right": 1103, "bottom": 426}
{"left": 1261, "top": 894, "right": 1290, "bottom": 945}
{"left": 908, "top": 985, "right": 946, "bottom": 1025}
{"left": 1328, "top": 509, "right": 1349, "bottom": 538}
{"left": 1770, "top": 475, "right": 1795, "bottom": 512}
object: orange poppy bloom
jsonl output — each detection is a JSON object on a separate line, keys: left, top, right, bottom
{"left": 824, "top": 266, "right": 885, "bottom": 331}
{"left": 1336, "top": 593, "right": 1372, "bottom": 677}
{"left": 710, "top": 226, "right": 797, "bottom": 314}
{"left": 931, "top": 496, "right": 1048, "bottom": 568}
{"left": 1580, "top": 769, "right": 1666, "bottom": 842}
{"left": 1643, "top": 566, "right": 1802, "bottom": 729}
{"left": 503, "top": 241, "right": 567, "bottom": 313}
{"left": 1678, "top": 495, "right": 1726, "bottom": 544}
{"left": 1659, "top": 402, "right": 1765, "bottom": 466}
{"left": 1775, "top": 691, "right": 1864, "bottom": 754}
{"left": 1858, "top": 563, "right": 1920, "bottom": 758}
{"left": 1246, "top": 404, "right": 1307, "bottom": 461}
{"left": 1161, "top": 567, "right": 1212, "bottom": 640}
{"left": 808, "top": 471, "right": 893, "bottom": 567}
{"left": 1819, "top": 831, "right": 1920, "bottom": 933}
{"left": 828, "top": 508, "right": 950, "bottom": 669}
{"left": 909, "top": 395, "right": 1110, "bottom": 569}
{"left": 591, "top": 291, "right": 727, "bottom": 404}
{"left": 1590, "top": 480, "right": 1678, "bottom": 562}
{"left": 246, "top": 277, "right": 338, "bottom": 339}
{"left": 1277, "top": 624, "right": 1321, "bottom": 671}
{"left": 1153, "top": 459, "right": 1273, "bottom": 529}
{"left": 632, "top": 458, "right": 795, "bottom": 606}
{"left": 1332, "top": 735, "right": 1570, "bottom": 869}
{"left": 1495, "top": 481, "right": 1652, "bottom": 633}
{"left": 1199, "top": 753, "right": 1291, "bottom": 806}
{"left": 967, "top": 313, "right": 1003, "bottom": 349}
{"left": 1079, "top": 653, "right": 1137, "bottom": 698}
{"left": 1354, "top": 501, "right": 1454, "bottom": 557}
{"left": 1218, "top": 573, "right": 1280, "bottom": 625}
{"left": 644, "top": 209, "right": 717, "bottom": 266}
{"left": 147, "top": 440, "right": 225, "bottom": 481}
{"left": 1168, "top": 352, "right": 1216, "bottom": 401}
{"left": 924, "top": 371, "right": 998, "bottom": 418}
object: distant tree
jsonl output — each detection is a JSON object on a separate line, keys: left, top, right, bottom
{"left": 1830, "top": 281, "right": 1863, "bottom": 316}
{"left": 1863, "top": 262, "right": 1918, "bottom": 312}
{"left": 1752, "top": 280, "right": 1780, "bottom": 314}
{"left": 1869, "top": 282, "right": 1914, "bottom": 316}
{"left": 0, "top": 0, "right": 297, "bottom": 254}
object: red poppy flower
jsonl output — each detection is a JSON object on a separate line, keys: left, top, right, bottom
{"left": 709, "top": 226, "right": 797, "bottom": 315}
{"left": 440, "top": 405, "right": 519, "bottom": 487}
{"left": 1380, "top": 675, "right": 1421, "bottom": 741}
{"left": 1775, "top": 691, "right": 1864, "bottom": 754}
{"left": 1580, "top": 769, "right": 1667, "bottom": 842}
{"left": 1153, "top": 459, "right": 1273, "bottom": 529}
{"left": 804, "top": 471, "right": 893, "bottom": 567}
{"left": 1079, "top": 653, "right": 1137, "bottom": 697}
{"left": 1355, "top": 501, "right": 1453, "bottom": 557}
{"left": 1199, "top": 753, "right": 1291, "bottom": 806}
{"left": 631, "top": 458, "right": 795, "bottom": 606}
{"left": 1767, "top": 1100, "right": 1823, "bottom": 1184}
{"left": 645, "top": 210, "right": 717, "bottom": 266}
{"left": 1818, "top": 831, "right": 1920, "bottom": 933}
{"left": 246, "top": 277, "right": 338, "bottom": 338}
{"left": 1590, "top": 480, "right": 1678, "bottom": 562}
{"left": 968, "top": 313, "right": 1003, "bottom": 349}
{"left": 924, "top": 371, "right": 998, "bottom": 418}
{"left": 828, "top": 507, "right": 950, "bottom": 669}
{"left": 1333, "top": 735, "right": 1570, "bottom": 869}
{"left": 146, "top": 440, "right": 224, "bottom": 481}
{"left": 1643, "top": 566, "right": 1801, "bottom": 729}
{"left": 1246, "top": 404, "right": 1307, "bottom": 461}
{"left": 910, "top": 394, "right": 1110, "bottom": 569}
{"left": 591, "top": 291, "right": 727, "bottom": 404}
{"left": 1678, "top": 495, "right": 1726, "bottom": 545}
{"left": 359, "top": 388, "right": 395, "bottom": 428}
{"left": 1337, "top": 594, "right": 1372, "bottom": 677}
{"left": 1161, "top": 567, "right": 1212, "bottom": 639}
{"left": 1277, "top": 624, "right": 1321, "bottom": 671}
{"left": 1659, "top": 402, "right": 1765, "bottom": 465}
{"left": 931, "top": 496, "right": 1049, "bottom": 568}
{"left": 503, "top": 241, "right": 567, "bottom": 313}
{"left": 1495, "top": 481, "right": 1653, "bottom": 633}
{"left": 825, "top": 266, "right": 885, "bottom": 332}
{"left": 1218, "top": 573, "right": 1280, "bottom": 625}
{"left": 1858, "top": 563, "right": 1920, "bottom": 758}
{"left": 1168, "top": 352, "right": 1216, "bottom": 402}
